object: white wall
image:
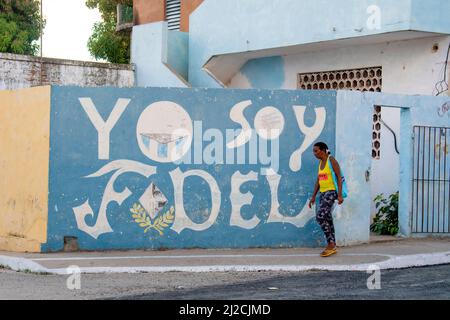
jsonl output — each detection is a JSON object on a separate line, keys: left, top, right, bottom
{"left": 230, "top": 35, "right": 450, "bottom": 96}
{"left": 0, "top": 53, "right": 135, "bottom": 90}
{"left": 229, "top": 35, "right": 450, "bottom": 224}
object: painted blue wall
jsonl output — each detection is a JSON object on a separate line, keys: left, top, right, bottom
{"left": 167, "top": 30, "right": 189, "bottom": 82}
{"left": 334, "top": 92, "right": 374, "bottom": 245}
{"left": 42, "top": 87, "right": 337, "bottom": 252}
{"left": 336, "top": 91, "right": 450, "bottom": 240}
{"left": 240, "top": 56, "right": 285, "bottom": 89}
{"left": 410, "top": 0, "right": 450, "bottom": 33}
{"left": 131, "top": 22, "right": 188, "bottom": 87}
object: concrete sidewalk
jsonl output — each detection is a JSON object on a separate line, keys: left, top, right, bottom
{"left": 1, "top": 237, "right": 449, "bottom": 275}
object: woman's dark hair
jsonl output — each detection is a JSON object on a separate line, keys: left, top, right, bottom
{"left": 314, "top": 142, "right": 331, "bottom": 155}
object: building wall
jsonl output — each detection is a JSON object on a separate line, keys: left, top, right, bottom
{"left": 336, "top": 91, "right": 450, "bottom": 238}
{"left": 180, "top": 0, "right": 204, "bottom": 32}
{"left": 133, "top": 0, "right": 203, "bottom": 31}
{"left": 0, "top": 53, "right": 135, "bottom": 90}
{"left": 2, "top": 86, "right": 448, "bottom": 252}
{"left": 0, "top": 87, "right": 51, "bottom": 252}
{"left": 41, "top": 86, "right": 336, "bottom": 252}
{"left": 167, "top": 30, "right": 189, "bottom": 82}
{"left": 131, "top": 0, "right": 449, "bottom": 90}
{"left": 229, "top": 36, "right": 450, "bottom": 96}
{"left": 229, "top": 36, "right": 450, "bottom": 215}
{"left": 133, "top": 0, "right": 165, "bottom": 25}
{"left": 188, "top": 0, "right": 450, "bottom": 88}
{"left": 131, "top": 22, "right": 189, "bottom": 87}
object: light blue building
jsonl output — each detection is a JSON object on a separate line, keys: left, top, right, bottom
{"left": 132, "top": 0, "right": 450, "bottom": 93}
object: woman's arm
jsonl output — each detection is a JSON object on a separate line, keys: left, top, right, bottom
{"left": 309, "top": 177, "right": 320, "bottom": 208}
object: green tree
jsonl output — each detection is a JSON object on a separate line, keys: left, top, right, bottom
{"left": 86, "top": 0, "right": 132, "bottom": 64}
{"left": 0, "top": 0, "right": 44, "bottom": 55}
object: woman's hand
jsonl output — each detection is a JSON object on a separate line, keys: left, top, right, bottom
{"left": 337, "top": 195, "right": 344, "bottom": 205}
{"left": 309, "top": 196, "right": 316, "bottom": 208}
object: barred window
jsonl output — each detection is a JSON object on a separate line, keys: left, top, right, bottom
{"left": 166, "top": 0, "right": 181, "bottom": 30}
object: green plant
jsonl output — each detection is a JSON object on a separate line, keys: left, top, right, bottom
{"left": 370, "top": 191, "right": 399, "bottom": 235}
{"left": 20, "top": 268, "right": 50, "bottom": 275}
{"left": 0, "top": 0, "right": 45, "bottom": 55}
{"left": 86, "top": 0, "right": 132, "bottom": 63}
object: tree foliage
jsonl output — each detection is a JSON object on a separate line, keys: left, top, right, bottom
{"left": 0, "top": 0, "right": 44, "bottom": 55}
{"left": 86, "top": 0, "right": 132, "bottom": 64}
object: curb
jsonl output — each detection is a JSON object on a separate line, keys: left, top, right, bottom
{"left": 0, "top": 255, "right": 50, "bottom": 274}
{"left": 1, "top": 251, "right": 450, "bottom": 275}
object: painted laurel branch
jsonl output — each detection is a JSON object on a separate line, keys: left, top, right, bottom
{"left": 130, "top": 203, "right": 175, "bottom": 236}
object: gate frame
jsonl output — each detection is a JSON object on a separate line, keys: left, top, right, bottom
{"left": 411, "top": 125, "right": 450, "bottom": 235}
{"left": 370, "top": 104, "right": 412, "bottom": 238}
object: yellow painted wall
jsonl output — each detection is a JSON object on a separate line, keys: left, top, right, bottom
{"left": 0, "top": 86, "right": 51, "bottom": 252}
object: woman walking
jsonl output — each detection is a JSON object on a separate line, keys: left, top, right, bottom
{"left": 308, "top": 142, "right": 344, "bottom": 257}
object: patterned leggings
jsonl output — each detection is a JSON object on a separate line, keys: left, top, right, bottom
{"left": 316, "top": 190, "right": 338, "bottom": 244}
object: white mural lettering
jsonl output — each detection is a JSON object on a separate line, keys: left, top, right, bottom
{"left": 266, "top": 170, "right": 315, "bottom": 227}
{"left": 226, "top": 100, "right": 253, "bottom": 148}
{"left": 79, "top": 98, "right": 130, "bottom": 160}
{"left": 73, "top": 160, "right": 157, "bottom": 239}
{"left": 289, "top": 106, "right": 326, "bottom": 172}
{"left": 71, "top": 98, "right": 329, "bottom": 239}
{"left": 169, "top": 168, "right": 221, "bottom": 233}
{"left": 230, "top": 171, "right": 260, "bottom": 229}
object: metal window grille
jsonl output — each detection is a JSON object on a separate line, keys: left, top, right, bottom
{"left": 298, "top": 67, "right": 382, "bottom": 92}
{"left": 412, "top": 126, "right": 450, "bottom": 234}
{"left": 297, "top": 67, "right": 383, "bottom": 159}
{"left": 166, "top": 0, "right": 181, "bottom": 30}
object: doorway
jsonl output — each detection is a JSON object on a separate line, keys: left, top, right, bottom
{"left": 370, "top": 105, "right": 401, "bottom": 241}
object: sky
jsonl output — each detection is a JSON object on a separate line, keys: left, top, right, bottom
{"left": 41, "top": 0, "right": 102, "bottom": 62}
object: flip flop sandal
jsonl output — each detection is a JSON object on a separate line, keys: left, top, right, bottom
{"left": 320, "top": 248, "right": 337, "bottom": 257}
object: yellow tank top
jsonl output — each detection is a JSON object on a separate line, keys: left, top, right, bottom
{"left": 318, "top": 157, "right": 336, "bottom": 193}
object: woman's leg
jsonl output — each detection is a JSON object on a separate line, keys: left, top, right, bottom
{"left": 316, "top": 191, "right": 338, "bottom": 245}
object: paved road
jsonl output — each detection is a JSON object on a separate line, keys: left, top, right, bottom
{"left": 115, "top": 264, "right": 450, "bottom": 300}
{"left": 1, "top": 264, "right": 449, "bottom": 300}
